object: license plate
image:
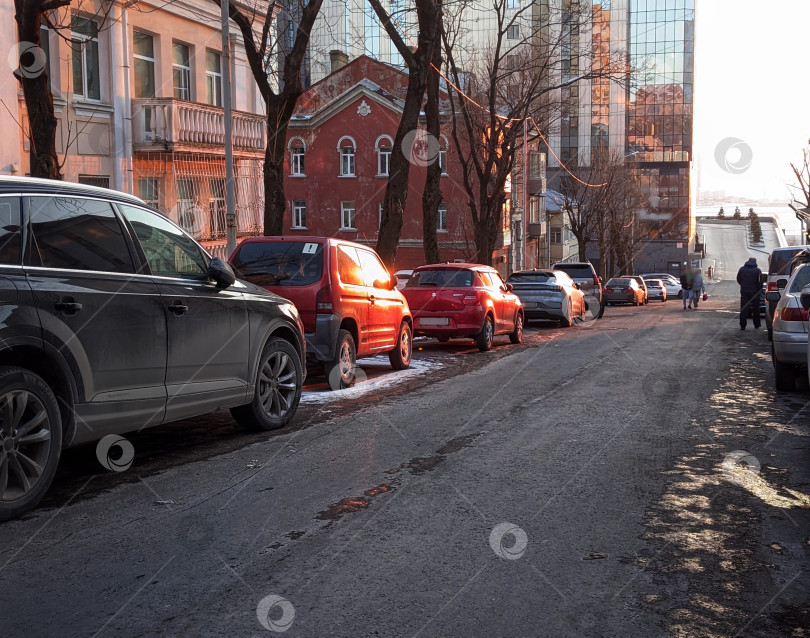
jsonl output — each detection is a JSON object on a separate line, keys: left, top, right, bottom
{"left": 420, "top": 317, "right": 449, "bottom": 326}
{"left": 523, "top": 302, "right": 537, "bottom": 308}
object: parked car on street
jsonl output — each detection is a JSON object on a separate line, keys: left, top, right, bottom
{"left": 551, "top": 261, "right": 603, "bottom": 318}
{"left": 641, "top": 273, "right": 682, "bottom": 298}
{"left": 394, "top": 269, "right": 414, "bottom": 290}
{"left": 403, "top": 263, "right": 523, "bottom": 351}
{"left": 506, "top": 269, "right": 586, "bottom": 327}
{"left": 0, "top": 177, "right": 307, "bottom": 521}
{"left": 230, "top": 236, "right": 412, "bottom": 388}
{"left": 645, "top": 279, "right": 667, "bottom": 302}
{"left": 602, "top": 278, "right": 645, "bottom": 306}
{"left": 766, "top": 262, "right": 810, "bottom": 391}
{"left": 765, "top": 246, "right": 810, "bottom": 339}
{"left": 618, "top": 275, "right": 649, "bottom": 304}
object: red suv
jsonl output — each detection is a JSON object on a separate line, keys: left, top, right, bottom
{"left": 403, "top": 263, "right": 523, "bottom": 351}
{"left": 230, "top": 237, "right": 412, "bottom": 388}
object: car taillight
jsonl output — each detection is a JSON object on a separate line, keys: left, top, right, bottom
{"left": 767, "top": 282, "right": 778, "bottom": 291}
{"left": 779, "top": 307, "right": 808, "bottom": 322}
{"left": 593, "top": 274, "right": 600, "bottom": 286}
{"left": 463, "top": 291, "right": 481, "bottom": 305}
{"left": 603, "top": 288, "right": 612, "bottom": 293}
{"left": 316, "top": 286, "right": 333, "bottom": 313}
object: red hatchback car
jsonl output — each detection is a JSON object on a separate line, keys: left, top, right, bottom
{"left": 403, "top": 263, "right": 523, "bottom": 351}
{"left": 229, "top": 237, "right": 412, "bottom": 388}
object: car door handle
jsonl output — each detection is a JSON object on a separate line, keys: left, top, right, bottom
{"left": 54, "top": 299, "right": 82, "bottom": 314}
{"left": 168, "top": 301, "right": 188, "bottom": 315}
{"left": 369, "top": 295, "right": 375, "bottom": 304}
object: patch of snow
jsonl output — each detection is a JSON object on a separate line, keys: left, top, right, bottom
{"left": 299, "top": 357, "right": 443, "bottom": 404}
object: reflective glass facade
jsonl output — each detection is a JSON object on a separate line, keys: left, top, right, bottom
{"left": 627, "top": 0, "right": 694, "bottom": 240}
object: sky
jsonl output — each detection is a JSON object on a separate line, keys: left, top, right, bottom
{"left": 693, "top": 0, "right": 810, "bottom": 202}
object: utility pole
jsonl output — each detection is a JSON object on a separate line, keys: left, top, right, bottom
{"left": 222, "top": 0, "right": 237, "bottom": 258}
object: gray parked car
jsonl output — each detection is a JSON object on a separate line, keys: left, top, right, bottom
{"left": 507, "top": 269, "right": 585, "bottom": 327}
{"left": 766, "top": 262, "right": 810, "bottom": 391}
{"left": 551, "top": 261, "right": 603, "bottom": 319}
{"left": 0, "top": 177, "right": 306, "bottom": 521}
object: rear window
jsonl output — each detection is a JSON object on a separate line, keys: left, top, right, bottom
{"left": 769, "top": 248, "right": 807, "bottom": 276}
{"left": 230, "top": 241, "right": 323, "bottom": 286}
{"left": 553, "top": 264, "right": 594, "bottom": 279}
{"left": 408, "top": 268, "right": 473, "bottom": 287}
{"left": 788, "top": 264, "right": 810, "bottom": 293}
{"left": 507, "top": 272, "right": 553, "bottom": 283}
{"left": 606, "top": 279, "right": 629, "bottom": 288}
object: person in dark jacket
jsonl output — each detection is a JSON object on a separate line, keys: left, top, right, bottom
{"left": 736, "top": 257, "right": 762, "bottom": 330}
{"left": 680, "top": 269, "right": 693, "bottom": 309}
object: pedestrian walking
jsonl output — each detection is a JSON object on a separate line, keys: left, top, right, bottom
{"left": 680, "top": 269, "right": 693, "bottom": 309}
{"left": 692, "top": 268, "right": 705, "bottom": 309}
{"left": 736, "top": 257, "right": 762, "bottom": 330}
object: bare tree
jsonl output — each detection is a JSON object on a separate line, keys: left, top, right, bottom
{"left": 788, "top": 141, "right": 810, "bottom": 241}
{"left": 366, "top": 0, "right": 443, "bottom": 268}
{"left": 219, "top": 0, "right": 324, "bottom": 236}
{"left": 442, "top": 0, "right": 627, "bottom": 265}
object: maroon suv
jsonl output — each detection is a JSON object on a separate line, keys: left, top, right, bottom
{"left": 403, "top": 263, "right": 523, "bottom": 351}
{"left": 230, "top": 237, "right": 413, "bottom": 388}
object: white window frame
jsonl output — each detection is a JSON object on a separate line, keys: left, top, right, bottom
{"left": 172, "top": 42, "right": 192, "bottom": 101}
{"left": 438, "top": 202, "right": 448, "bottom": 232}
{"left": 439, "top": 135, "right": 449, "bottom": 176}
{"left": 205, "top": 49, "right": 222, "bottom": 107}
{"left": 292, "top": 200, "right": 307, "bottom": 229}
{"left": 337, "top": 135, "right": 357, "bottom": 177}
{"left": 288, "top": 137, "right": 306, "bottom": 176}
{"left": 375, "top": 134, "right": 393, "bottom": 176}
{"left": 71, "top": 17, "right": 100, "bottom": 101}
{"left": 341, "top": 201, "right": 356, "bottom": 230}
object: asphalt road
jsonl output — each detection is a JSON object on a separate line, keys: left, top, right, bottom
{"left": 2, "top": 250, "right": 809, "bottom": 636}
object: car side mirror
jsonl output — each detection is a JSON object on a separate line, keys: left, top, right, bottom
{"left": 208, "top": 257, "right": 236, "bottom": 289}
{"left": 574, "top": 282, "right": 581, "bottom": 289}
{"left": 503, "top": 283, "right": 514, "bottom": 292}
{"left": 801, "top": 286, "right": 810, "bottom": 310}
{"left": 375, "top": 276, "right": 394, "bottom": 290}
{"left": 599, "top": 276, "right": 604, "bottom": 283}
{"left": 765, "top": 291, "right": 781, "bottom": 303}
{"left": 777, "top": 278, "right": 787, "bottom": 290}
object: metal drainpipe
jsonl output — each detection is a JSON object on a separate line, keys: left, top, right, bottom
{"left": 121, "top": 3, "right": 134, "bottom": 195}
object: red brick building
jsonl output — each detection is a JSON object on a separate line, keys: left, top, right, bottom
{"left": 282, "top": 56, "right": 471, "bottom": 270}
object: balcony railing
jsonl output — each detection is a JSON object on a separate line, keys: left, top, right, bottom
{"left": 132, "top": 98, "right": 265, "bottom": 154}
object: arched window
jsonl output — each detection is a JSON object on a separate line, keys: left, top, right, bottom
{"left": 439, "top": 135, "right": 449, "bottom": 175}
{"left": 288, "top": 137, "right": 306, "bottom": 176}
{"left": 337, "top": 135, "right": 356, "bottom": 176}
{"left": 375, "top": 134, "right": 394, "bottom": 176}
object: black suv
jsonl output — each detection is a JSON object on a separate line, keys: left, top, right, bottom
{"left": 0, "top": 177, "right": 306, "bottom": 521}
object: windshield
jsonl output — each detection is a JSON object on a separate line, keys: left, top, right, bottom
{"left": 407, "top": 269, "right": 474, "bottom": 287}
{"left": 507, "top": 272, "right": 553, "bottom": 283}
{"left": 552, "top": 265, "right": 593, "bottom": 279}
{"left": 230, "top": 241, "right": 323, "bottom": 286}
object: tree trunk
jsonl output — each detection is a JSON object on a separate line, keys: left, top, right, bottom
{"left": 263, "top": 101, "right": 294, "bottom": 236}
{"left": 16, "top": 0, "right": 61, "bottom": 179}
{"left": 375, "top": 65, "right": 429, "bottom": 268}
{"left": 421, "top": 41, "right": 442, "bottom": 265}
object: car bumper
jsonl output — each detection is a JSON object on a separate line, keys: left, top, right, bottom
{"left": 773, "top": 331, "right": 808, "bottom": 365}
{"left": 412, "top": 307, "right": 486, "bottom": 337}
{"left": 603, "top": 294, "right": 634, "bottom": 304}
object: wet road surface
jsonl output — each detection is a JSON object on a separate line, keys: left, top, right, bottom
{"left": 2, "top": 280, "right": 809, "bottom": 637}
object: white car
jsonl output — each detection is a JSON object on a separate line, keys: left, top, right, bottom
{"left": 769, "top": 263, "right": 810, "bottom": 391}
{"left": 642, "top": 273, "right": 682, "bottom": 298}
{"left": 394, "top": 269, "right": 414, "bottom": 290}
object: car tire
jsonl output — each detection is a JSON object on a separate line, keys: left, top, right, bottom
{"left": 774, "top": 355, "right": 796, "bottom": 392}
{"left": 509, "top": 312, "right": 524, "bottom": 344}
{"left": 0, "top": 366, "right": 63, "bottom": 522}
{"left": 327, "top": 329, "right": 357, "bottom": 389}
{"left": 677, "top": 290, "right": 683, "bottom": 298}
{"left": 561, "top": 300, "right": 573, "bottom": 327}
{"left": 476, "top": 315, "right": 494, "bottom": 351}
{"left": 388, "top": 321, "right": 413, "bottom": 370}
{"left": 231, "top": 338, "right": 303, "bottom": 430}
{"left": 633, "top": 297, "right": 640, "bottom": 306}
{"left": 597, "top": 302, "right": 605, "bottom": 318}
